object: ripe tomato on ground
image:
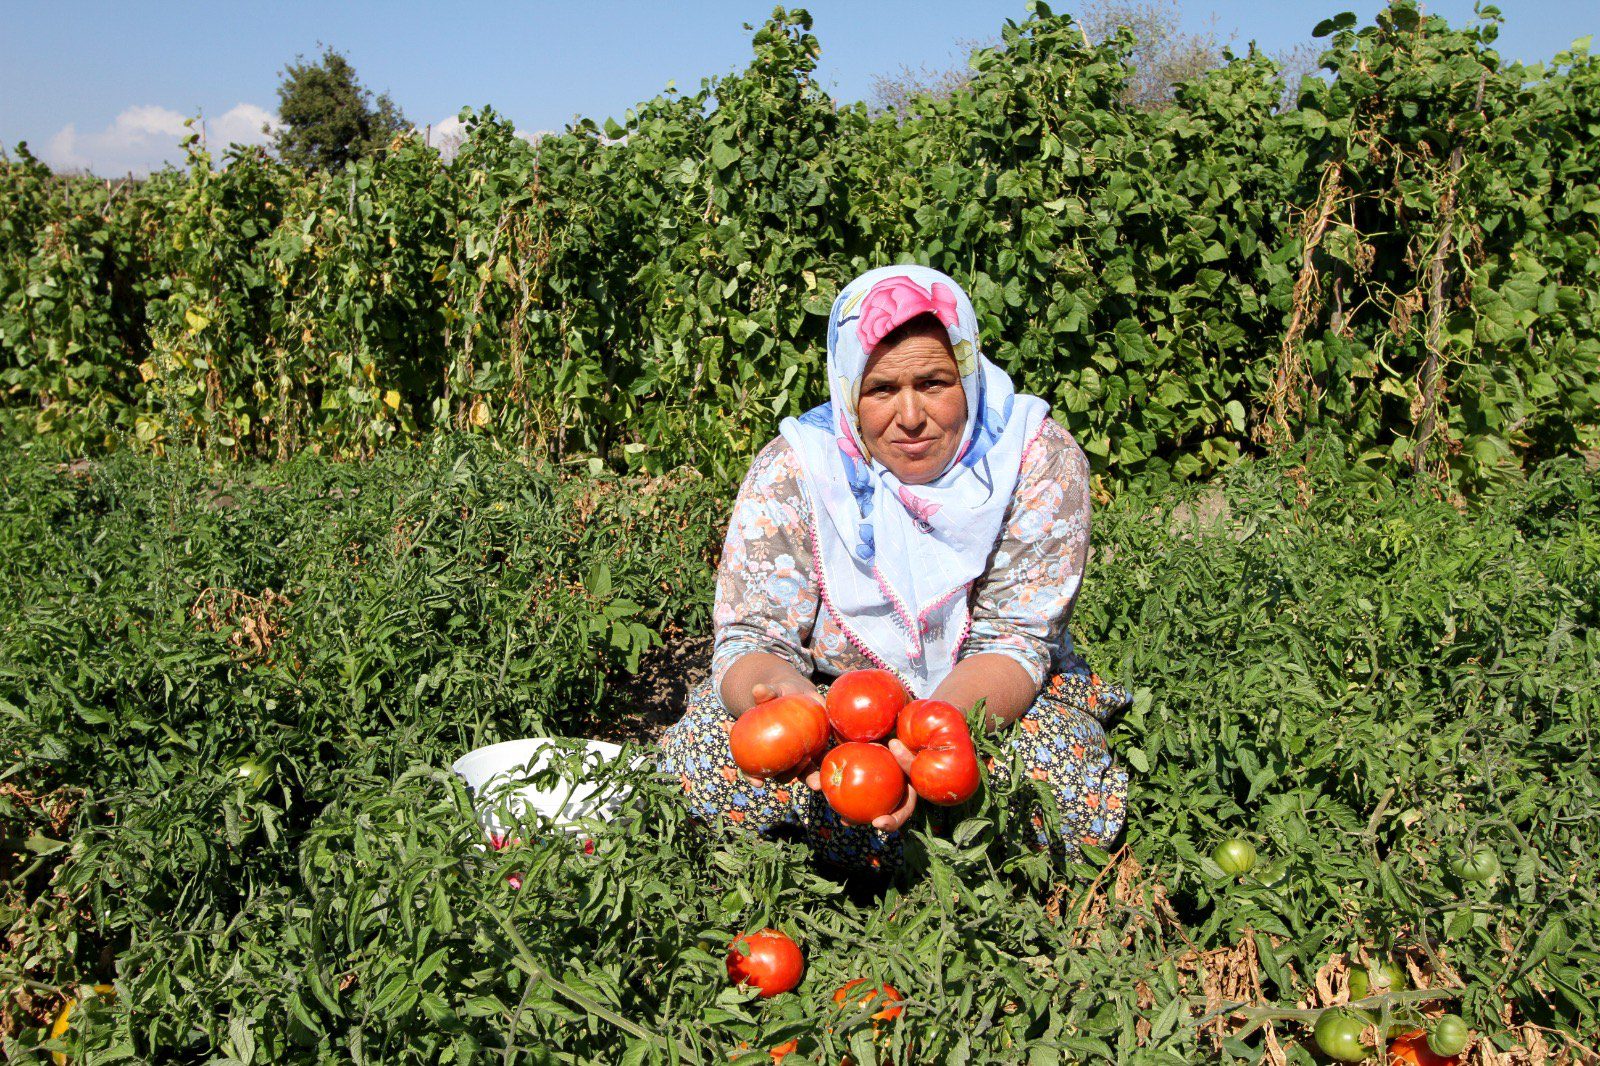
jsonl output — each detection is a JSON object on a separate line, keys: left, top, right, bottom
{"left": 730, "top": 695, "right": 828, "bottom": 778}
{"left": 826, "top": 669, "right": 909, "bottom": 743}
{"left": 907, "top": 738, "right": 981, "bottom": 805}
{"left": 896, "top": 699, "right": 968, "bottom": 749}
{"left": 833, "top": 978, "right": 904, "bottom": 1021}
{"left": 1389, "top": 1029, "right": 1461, "bottom": 1065}
{"left": 726, "top": 929, "right": 805, "bottom": 997}
{"left": 820, "top": 743, "right": 907, "bottom": 823}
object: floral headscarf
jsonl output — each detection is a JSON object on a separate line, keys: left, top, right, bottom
{"left": 778, "top": 265, "right": 1049, "bottom": 696}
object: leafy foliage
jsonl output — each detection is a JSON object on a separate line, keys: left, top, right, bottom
{"left": 1, "top": 3, "right": 1595, "bottom": 494}
{"left": 272, "top": 47, "right": 409, "bottom": 172}
{"left": 2, "top": 435, "right": 1596, "bottom": 1061}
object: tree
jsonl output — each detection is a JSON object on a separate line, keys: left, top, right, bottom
{"left": 272, "top": 47, "right": 409, "bottom": 171}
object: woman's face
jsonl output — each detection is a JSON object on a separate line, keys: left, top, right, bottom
{"left": 856, "top": 318, "right": 967, "bottom": 486}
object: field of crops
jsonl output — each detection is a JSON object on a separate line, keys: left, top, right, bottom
{"left": 4, "top": 3, "right": 1598, "bottom": 493}
{"left": 3, "top": 435, "right": 1596, "bottom": 1062}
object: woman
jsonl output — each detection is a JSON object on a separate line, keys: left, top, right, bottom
{"left": 658, "top": 265, "right": 1129, "bottom": 872}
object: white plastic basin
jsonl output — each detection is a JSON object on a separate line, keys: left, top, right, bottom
{"left": 451, "top": 737, "right": 636, "bottom": 841}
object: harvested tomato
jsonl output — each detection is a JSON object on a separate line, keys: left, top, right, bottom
{"left": 1314, "top": 1010, "right": 1370, "bottom": 1063}
{"left": 730, "top": 695, "right": 828, "bottom": 778}
{"left": 821, "top": 743, "right": 907, "bottom": 823}
{"left": 833, "top": 978, "right": 904, "bottom": 1022}
{"left": 1427, "top": 1016, "right": 1468, "bottom": 1057}
{"left": 726, "top": 928, "right": 804, "bottom": 997}
{"left": 1389, "top": 1028, "right": 1460, "bottom": 1065}
{"left": 895, "top": 699, "right": 980, "bottom": 805}
{"left": 826, "top": 669, "right": 909, "bottom": 743}
{"left": 908, "top": 738, "right": 981, "bottom": 805}
{"left": 896, "top": 699, "right": 968, "bottom": 749}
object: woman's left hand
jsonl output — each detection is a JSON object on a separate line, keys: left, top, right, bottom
{"left": 805, "top": 738, "right": 919, "bottom": 832}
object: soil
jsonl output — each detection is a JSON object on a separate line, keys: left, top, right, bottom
{"left": 591, "top": 626, "right": 713, "bottom": 747}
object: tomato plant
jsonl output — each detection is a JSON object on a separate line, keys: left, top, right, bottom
{"left": 826, "top": 669, "right": 908, "bottom": 743}
{"left": 730, "top": 695, "right": 828, "bottom": 778}
{"left": 820, "top": 743, "right": 906, "bottom": 824}
{"left": 726, "top": 929, "right": 805, "bottom": 998}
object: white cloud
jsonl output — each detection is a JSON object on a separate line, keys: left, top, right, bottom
{"left": 40, "top": 102, "right": 279, "bottom": 177}
{"left": 420, "top": 114, "right": 553, "bottom": 161}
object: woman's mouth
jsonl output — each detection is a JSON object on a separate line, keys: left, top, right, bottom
{"left": 895, "top": 438, "right": 935, "bottom": 458}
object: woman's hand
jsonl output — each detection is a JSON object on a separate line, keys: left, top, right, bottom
{"left": 750, "top": 678, "right": 821, "bottom": 706}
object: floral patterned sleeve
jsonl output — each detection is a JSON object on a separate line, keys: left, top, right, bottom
{"left": 710, "top": 437, "right": 820, "bottom": 701}
{"left": 963, "top": 418, "right": 1092, "bottom": 690}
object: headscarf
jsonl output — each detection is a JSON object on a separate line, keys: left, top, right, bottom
{"left": 779, "top": 265, "right": 1049, "bottom": 697}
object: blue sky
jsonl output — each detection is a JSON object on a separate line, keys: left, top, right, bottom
{"left": 3, "top": 1, "right": 1595, "bottom": 175}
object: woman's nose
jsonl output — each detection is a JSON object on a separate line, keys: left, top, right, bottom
{"left": 896, "top": 390, "right": 924, "bottom": 427}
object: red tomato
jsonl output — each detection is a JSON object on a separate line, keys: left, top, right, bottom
{"left": 821, "top": 743, "right": 907, "bottom": 823}
{"left": 730, "top": 695, "right": 828, "bottom": 778}
{"left": 833, "top": 978, "right": 904, "bottom": 1021}
{"left": 896, "top": 699, "right": 969, "bottom": 750}
{"left": 909, "top": 739, "right": 981, "bottom": 805}
{"left": 1388, "top": 1030, "right": 1460, "bottom": 1066}
{"left": 826, "top": 669, "right": 909, "bottom": 743}
{"left": 726, "top": 928, "right": 805, "bottom": 997}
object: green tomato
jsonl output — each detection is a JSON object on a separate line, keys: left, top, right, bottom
{"left": 1429, "top": 1014, "right": 1469, "bottom": 1057}
{"left": 1212, "top": 838, "right": 1257, "bottom": 876}
{"left": 1314, "top": 1010, "right": 1370, "bottom": 1063}
{"left": 1449, "top": 846, "right": 1499, "bottom": 883}
{"left": 1349, "top": 960, "right": 1407, "bottom": 1000}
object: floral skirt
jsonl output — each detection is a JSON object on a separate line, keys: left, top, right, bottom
{"left": 656, "top": 661, "right": 1131, "bottom": 872}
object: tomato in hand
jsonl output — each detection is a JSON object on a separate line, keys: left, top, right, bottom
{"left": 833, "top": 978, "right": 904, "bottom": 1022}
{"left": 730, "top": 695, "right": 828, "bottom": 778}
{"left": 908, "top": 737, "right": 981, "bottom": 805}
{"left": 726, "top": 928, "right": 804, "bottom": 997}
{"left": 1313, "top": 1010, "right": 1370, "bottom": 1063}
{"left": 826, "top": 669, "right": 909, "bottom": 743}
{"left": 895, "top": 699, "right": 980, "bottom": 805}
{"left": 896, "top": 699, "right": 968, "bottom": 750}
{"left": 821, "top": 743, "right": 907, "bottom": 824}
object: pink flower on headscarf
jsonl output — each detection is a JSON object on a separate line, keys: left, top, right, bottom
{"left": 856, "top": 276, "right": 959, "bottom": 354}
{"left": 897, "top": 487, "right": 942, "bottom": 528}
{"left": 837, "top": 408, "right": 865, "bottom": 461}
